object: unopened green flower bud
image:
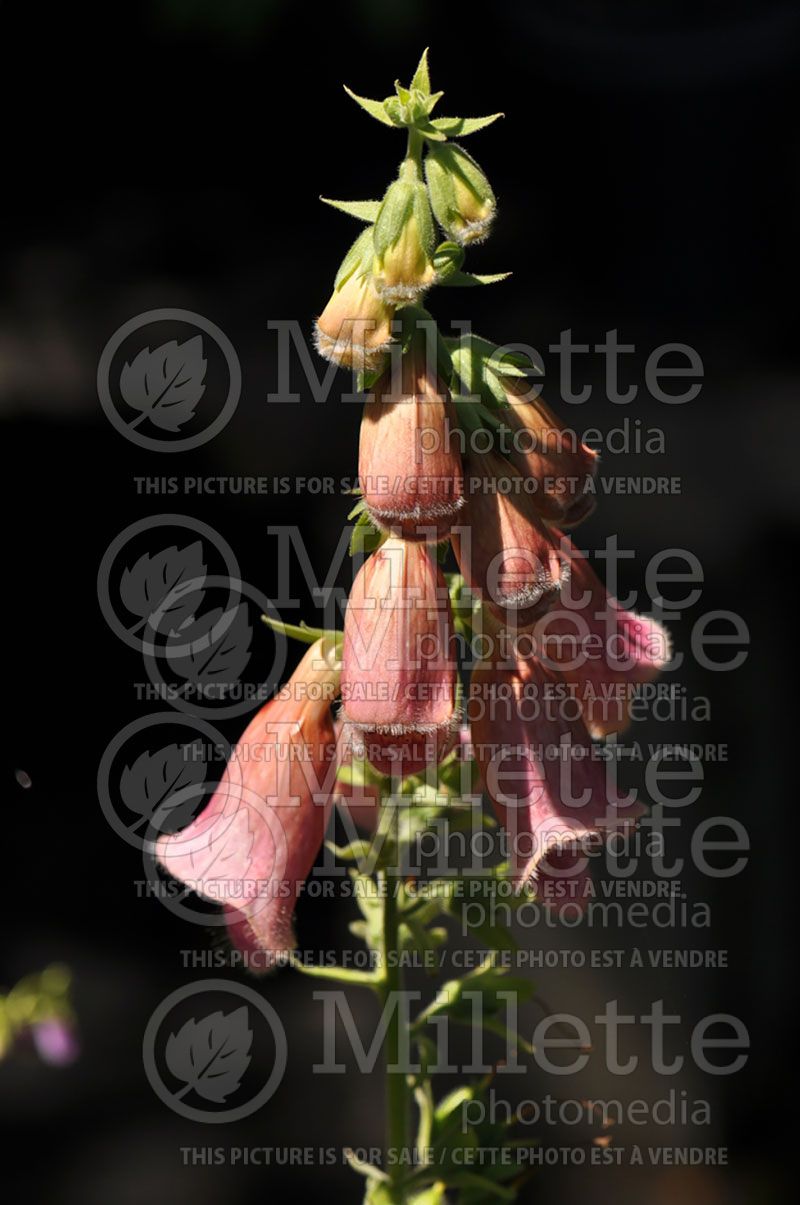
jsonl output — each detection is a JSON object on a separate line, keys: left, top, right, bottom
{"left": 425, "top": 143, "right": 496, "bottom": 245}
{"left": 372, "top": 177, "right": 436, "bottom": 304}
{"left": 314, "top": 228, "right": 394, "bottom": 372}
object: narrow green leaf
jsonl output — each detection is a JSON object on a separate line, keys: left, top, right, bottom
{"left": 259, "top": 615, "right": 336, "bottom": 645}
{"left": 343, "top": 86, "right": 397, "bottom": 127}
{"left": 430, "top": 114, "right": 504, "bottom": 136}
{"left": 414, "top": 1080, "right": 435, "bottom": 1152}
{"left": 324, "top": 838, "right": 375, "bottom": 862}
{"left": 336, "top": 757, "right": 386, "bottom": 789}
{"left": 344, "top": 1149, "right": 391, "bottom": 1181}
{"left": 289, "top": 955, "right": 379, "bottom": 987}
{"left": 440, "top": 1172, "right": 515, "bottom": 1200}
{"left": 477, "top": 1015, "right": 535, "bottom": 1055}
{"left": 434, "top": 1085, "right": 476, "bottom": 1126}
{"left": 439, "top": 270, "right": 512, "bottom": 288}
{"left": 320, "top": 197, "right": 381, "bottom": 222}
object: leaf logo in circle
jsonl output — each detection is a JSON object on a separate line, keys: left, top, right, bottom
{"left": 164, "top": 1007, "right": 253, "bottom": 1103}
{"left": 167, "top": 604, "right": 253, "bottom": 689}
{"left": 119, "top": 542, "right": 207, "bottom": 636}
{"left": 120, "top": 336, "right": 207, "bottom": 432}
{"left": 119, "top": 741, "right": 206, "bottom": 834}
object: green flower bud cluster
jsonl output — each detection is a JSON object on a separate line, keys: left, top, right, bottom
{"left": 314, "top": 49, "right": 506, "bottom": 372}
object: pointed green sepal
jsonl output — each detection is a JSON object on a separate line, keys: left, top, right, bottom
{"left": 430, "top": 113, "right": 504, "bottom": 137}
{"left": 373, "top": 178, "right": 415, "bottom": 259}
{"left": 411, "top": 47, "right": 431, "bottom": 96}
{"left": 343, "top": 85, "right": 398, "bottom": 127}
{"left": 439, "top": 269, "right": 512, "bottom": 288}
{"left": 347, "top": 493, "right": 365, "bottom": 520}
{"left": 320, "top": 197, "right": 382, "bottom": 222}
{"left": 350, "top": 508, "right": 387, "bottom": 556}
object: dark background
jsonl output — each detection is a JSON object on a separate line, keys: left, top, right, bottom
{"left": 2, "top": 1, "right": 796, "bottom": 1201}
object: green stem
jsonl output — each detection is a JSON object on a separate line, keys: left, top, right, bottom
{"left": 402, "top": 128, "right": 424, "bottom": 180}
{"left": 381, "top": 865, "right": 408, "bottom": 1195}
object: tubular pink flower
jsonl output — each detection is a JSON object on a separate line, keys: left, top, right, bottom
{"left": 452, "top": 450, "right": 569, "bottom": 628}
{"left": 500, "top": 377, "right": 599, "bottom": 526}
{"left": 469, "top": 654, "right": 643, "bottom": 899}
{"left": 359, "top": 338, "right": 464, "bottom": 541}
{"left": 156, "top": 638, "right": 341, "bottom": 970}
{"left": 531, "top": 539, "right": 671, "bottom": 737}
{"left": 341, "top": 538, "right": 458, "bottom": 777}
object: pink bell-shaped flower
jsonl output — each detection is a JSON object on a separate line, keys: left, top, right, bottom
{"left": 156, "top": 638, "right": 341, "bottom": 970}
{"left": 341, "top": 538, "right": 458, "bottom": 777}
{"left": 531, "top": 540, "right": 671, "bottom": 737}
{"left": 452, "top": 450, "right": 569, "bottom": 628}
{"left": 469, "top": 653, "right": 643, "bottom": 900}
{"left": 501, "top": 377, "right": 598, "bottom": 526}
{"left": 359, "top": 333, "right": 464, "bottom": 541}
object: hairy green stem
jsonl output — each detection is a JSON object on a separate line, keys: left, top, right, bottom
{"left": 381, "top": 865, "right": 408, "bottom": 1196}
{"left": 402, "top": 128, "right": 424, "bottom": 179}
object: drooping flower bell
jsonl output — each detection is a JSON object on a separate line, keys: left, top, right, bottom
{"left": 359, "top": 324, "right": 464, "bottom": 541}
{"left": 469, "top": 653, "right": 643, "bottom": 901}
{"left": 341, "top": 538, "right": 458, "bottom": 777}
{"left": 452, "top": 450, "right": 569, "bottom": 628}
{"left": 372, "top": 175, "right": 437, "bottom": 304}
{"left": 425, "top": 142, "right": 496, "bottom": 245}
{"left": 315, "top": 228, "right": 394, "bottom": 372}
{"left": 156, "top": 637, "right": 341, "bottom": 970}
{"left": 531, "top": 542, "right": 671, "bottom": 737}
{"left": 500, "top": 377, "right": 598, "bottom": 526}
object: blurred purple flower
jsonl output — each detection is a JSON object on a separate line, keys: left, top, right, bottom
{"left": 32, "top": 1017, "right": 79, "bottom": 1066}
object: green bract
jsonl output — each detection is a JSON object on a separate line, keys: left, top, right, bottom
{"left": 333, "top": 226, "right": 375, "bottom": 290}
{"left": 344, "top": 48, "right": 504, "bottom": 146}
